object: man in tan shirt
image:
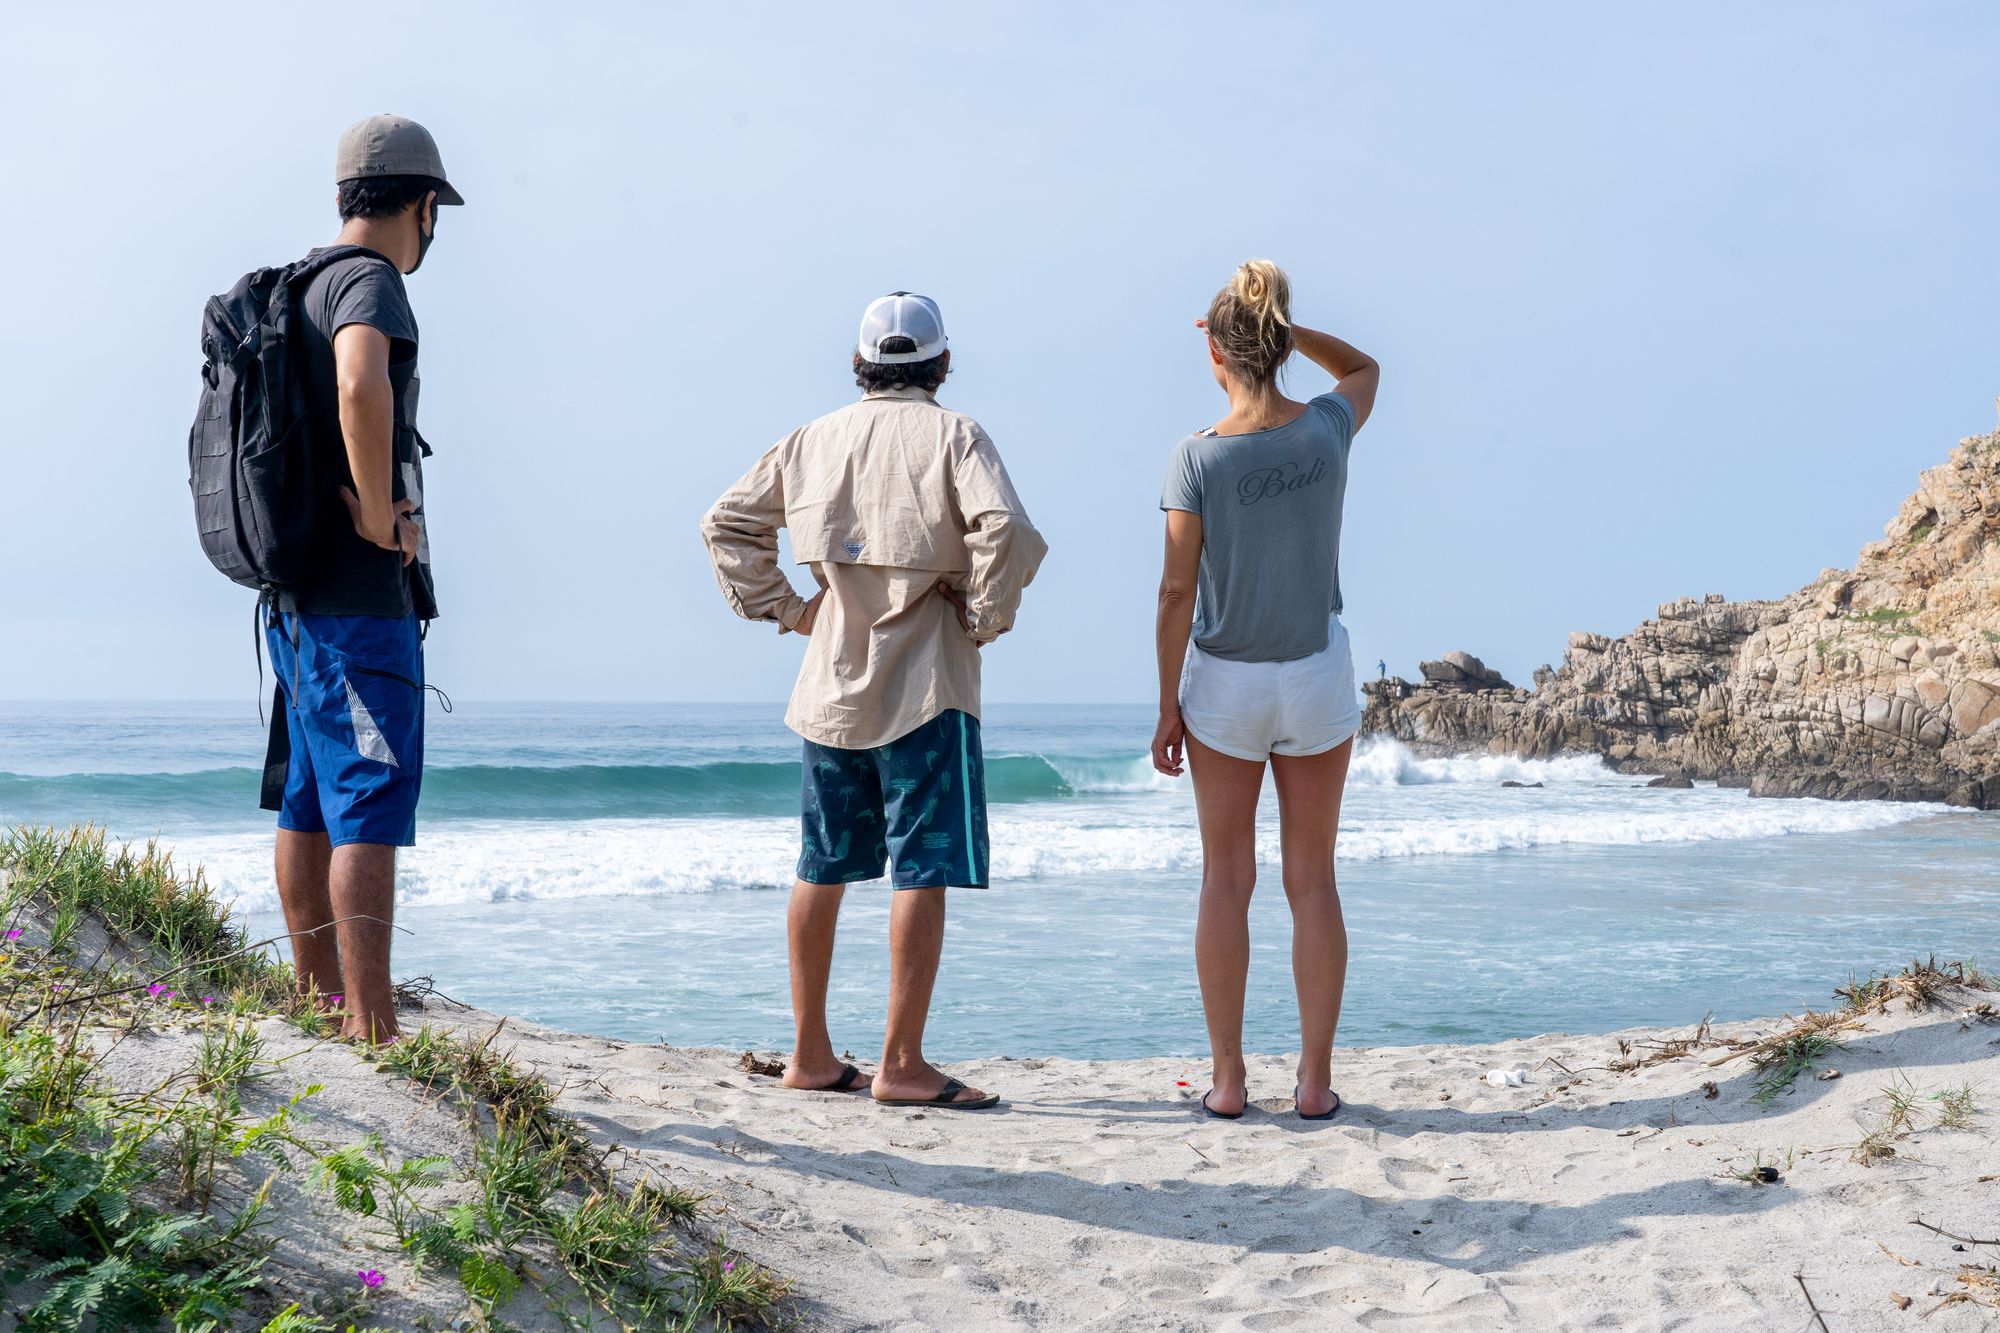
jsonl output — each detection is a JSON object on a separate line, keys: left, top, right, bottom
{"left": 701, "top": 292, "right": 1046, "bottom": 1109}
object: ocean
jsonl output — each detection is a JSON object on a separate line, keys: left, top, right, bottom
{"left": 3, "top": 700, "right": 1995, "bottom": 1059}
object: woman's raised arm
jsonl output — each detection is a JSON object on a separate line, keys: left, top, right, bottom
{"left": 1291, "top": 325, "right": 1379, "bottom": 431}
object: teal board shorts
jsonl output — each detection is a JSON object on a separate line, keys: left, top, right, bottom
{"left": 798, "top": 709, "right": 988, "bottom": 889}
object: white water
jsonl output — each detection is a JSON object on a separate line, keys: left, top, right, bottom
{"left": 168, "top": 739, "right": 1949, "bottom": 912}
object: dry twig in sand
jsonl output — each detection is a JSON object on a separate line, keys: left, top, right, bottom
{"left": 1794, "top": 1271, "right": 1831, "bottom": 1332}
{"left": 1836, "top": 955, "right": 1995, "bottom": 1014}
{"left": 1923, "top": 1266, "right": 2000, "bottom": 1317}
{"left": 1911, "top": 1217, "right": 2000, "bottom": 1247}
{"left": 1608, "top": 1014, "right": 1738, "bottom": 1073}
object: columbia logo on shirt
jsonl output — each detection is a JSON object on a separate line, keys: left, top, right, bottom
{"left": 843, "top": 540, "right": 865, "bottom": 558}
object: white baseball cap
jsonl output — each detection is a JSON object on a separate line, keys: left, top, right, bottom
{"left": 857, "top": 292, "right": 948, "bottom": 364}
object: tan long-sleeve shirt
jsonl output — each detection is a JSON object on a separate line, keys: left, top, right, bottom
{"left": 700, "top": 385, "right": 1048, "bottom": 750}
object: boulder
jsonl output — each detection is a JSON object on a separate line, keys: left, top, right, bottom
{"left": 1417, "top": 651, "right": 1513, "bottom": 690}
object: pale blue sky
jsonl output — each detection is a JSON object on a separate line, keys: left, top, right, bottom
{"left": 2, "top": 2, "right": 1995, "bottom": 704}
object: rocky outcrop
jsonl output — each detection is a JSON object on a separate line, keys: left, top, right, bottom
{"left": 1363, "top": 426, "right": 2000, "bottom": 807}
{"left": 1419, "top": 651, "right": 1513, "bottom": 690}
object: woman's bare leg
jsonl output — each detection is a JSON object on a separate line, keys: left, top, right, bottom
{"left": 1187, "top": 734, "right": 1267, "bottom": 1116}
{"left": 1270, "top": 738, "right": 1353, "bottom": 1116}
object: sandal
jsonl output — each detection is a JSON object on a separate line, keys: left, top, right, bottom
{"left": 802, "top": 1063, "right": 869, "bottom": 1093}
{"left": 1294, "top": 1085, "right": 1341, "bottom": 1121}
{"left": 1201, "top": 1089, "right": 1245, "bottom": 1120}
{"left": 875, "top": 1076, "right": 1000, "bottom": 1110}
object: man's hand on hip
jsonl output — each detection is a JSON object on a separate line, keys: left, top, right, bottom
{"left": 936, "top": 582, "right": 986, "bottom": 650}
{"left": 339, "top": 487, "right": 421, "bottom": 567}
{"left": 793, "top": 591, "right": 826, "bottom": 636}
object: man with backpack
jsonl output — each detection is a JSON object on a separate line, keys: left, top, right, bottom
{"left": 194, "top": 115, "right": 461, "bottom": 1043}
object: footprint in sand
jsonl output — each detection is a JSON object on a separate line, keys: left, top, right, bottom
{"left": 1377, "top": 1156, "right": 1442, "bottom": 1190}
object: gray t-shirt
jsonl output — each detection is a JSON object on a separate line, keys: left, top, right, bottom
{"left": 1160, "top": 392, "right": 1355, "bottom": 662}
{"left": 293, "top": 249, "right": 437, "bottom": 620}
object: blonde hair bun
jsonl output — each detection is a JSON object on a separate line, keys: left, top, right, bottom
{"left": 1207, "top": 259, "right": 1294, "bottom": 385}
{"left": 1230, "top": 259, "right": 1291, "bottom": 327}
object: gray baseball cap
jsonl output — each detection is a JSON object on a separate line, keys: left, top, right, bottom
{"left": 335, "top": 115, "right": 465, "bottom": 205}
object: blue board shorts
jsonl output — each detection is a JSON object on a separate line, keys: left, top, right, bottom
{"left": 260, "top": 610, "right": 425, "bottom": 848}
{"left": 798, "top": 709, "right": 988, "bottom": 889}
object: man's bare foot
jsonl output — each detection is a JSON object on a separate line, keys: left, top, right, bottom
{"left": 871, "top": 1062, "right": 994, "bottom": 1106}
{"left": 341, "top": 1017, "right": 399, "bottom": 1045}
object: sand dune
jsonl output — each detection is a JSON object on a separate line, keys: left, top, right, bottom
{"left": 424, "top": 994, "right": 2000, "bottom": 1330}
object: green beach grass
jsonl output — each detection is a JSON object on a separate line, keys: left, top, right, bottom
{"left": 1, "top": 825, "right": 789, "bottom": 1331}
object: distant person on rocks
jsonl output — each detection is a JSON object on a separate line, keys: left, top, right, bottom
{"left": 256, "top": 117, "right": 460, "bottom": 1045}
{"left": 701, "top": 293, "right": 1047, "bottom": 1110}
{"left": 1151, "top": 260, "right": 1379, "bottom": 1122}
{"left": 1378, "top": 659, "right": 1387, "bottom": 680}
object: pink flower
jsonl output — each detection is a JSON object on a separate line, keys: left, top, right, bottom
{"left": 328, "top": 994, "right": 344, "bottom": 1005}
{"left": 358, "top": 1268, "right": 384, "bottom": 1289}
{"left": 4, "top": 929, "right": 20, "bottom": 941}
{"left": 147, "top": 983, "right": 167, "bottom": 996}
{"left": 723, "top": 1261, "right": 736, "bottom": 1273}
{"left": 201, "top": 996, "right": 216, "bottom": 1005}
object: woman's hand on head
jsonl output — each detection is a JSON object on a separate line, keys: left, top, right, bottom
{"left": 1151, "top": 708, "right": 1187, "bottom": 777}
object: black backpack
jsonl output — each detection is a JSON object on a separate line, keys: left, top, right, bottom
{"left": 188, "top": 245, "right": 377, "bottom": 594}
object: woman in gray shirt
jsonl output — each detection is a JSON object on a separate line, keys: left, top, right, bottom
{"left": 1151, "top": 260, "right": 1380, "bottom": 1121}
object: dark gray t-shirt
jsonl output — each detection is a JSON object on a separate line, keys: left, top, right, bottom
{"left": 1160, "top": 392, "right": 1355, "bottom": 662}
{"left": 292, "top": 248, "right": 437, "bottom": 620}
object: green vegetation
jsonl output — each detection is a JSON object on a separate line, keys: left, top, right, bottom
{"left": 2, "top": 827, "right": 789, "bottom": 1330}
{"left": 1749, "top": 1030, "right": 1842, "bottom": 1105}
{"left": 1847, "top": 607, "right": 1915, "bottom": 625}
{"left": 1812, "top": 639, "right": 1829, "bottom": 658}
{"left": 1851, "top": 1073, "right": 1985, "bottom": 1164}
{"left": 369, "top": 1026, "right": 774, "bottom": 1329}
{"left": 2, "top": 826, "right": 281, "bottom": 1003}
{"left": 1932, "top": 1082, "right": 1980, "bottom": 1131}
{"left": 1904, "top": 521, "right": 1935, "bottom": 549}
{"left": 1983, "top": 629, "right": 2000, "bottom": 645}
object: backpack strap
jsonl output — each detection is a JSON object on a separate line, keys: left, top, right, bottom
{"left": 284, "top": 242, "right": 396, "bottom": 290}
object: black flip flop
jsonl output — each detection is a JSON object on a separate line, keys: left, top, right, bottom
{"left": 803, "top": 1063, "right": 869, "bottom": 1093}
{"left": 875, "top": 1076, "right": 1000, "bottom": 1110}
{"left": 1294, "top": 1085, "right": 1341, "bottom": 1121}
{"left": 1201, "top": 1089, "right": 1244, "bottom": 1120}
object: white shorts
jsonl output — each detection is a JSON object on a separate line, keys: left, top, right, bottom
{"left": 1179, "top": 616, "right": 1363, "bottom": 762}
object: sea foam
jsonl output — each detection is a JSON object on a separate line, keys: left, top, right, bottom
{"left": 175, "top": 776, "right": 1948, "bottom": 914}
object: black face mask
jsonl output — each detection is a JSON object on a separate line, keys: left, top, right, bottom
{"left": 409, "top": 197, "right": 438, "bottom": 274}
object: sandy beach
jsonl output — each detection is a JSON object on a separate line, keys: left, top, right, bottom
{"left": 4, "top": 861, "right": 1994, "bottom": 1329}
{"left": 417, "top": 986, "right": 1998, "bottom": 1330}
